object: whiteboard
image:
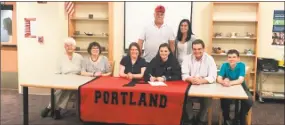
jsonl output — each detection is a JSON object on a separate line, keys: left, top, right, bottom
{"left": 124, "top": 2, "right": 192, "bottom": 50}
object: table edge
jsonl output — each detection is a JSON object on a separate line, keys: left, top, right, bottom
{"left": 20, "top": 83, "right": 78, "bottom": 90}
{"left": 188, "top": 93, "right": 248, "bottom": 99}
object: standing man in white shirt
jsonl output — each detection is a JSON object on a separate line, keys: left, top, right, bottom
{"left": 181, "top": 39, "right": 217, "bottom": 125}
{"left": 138, "top": 5, "right": 175, "bottom": 63}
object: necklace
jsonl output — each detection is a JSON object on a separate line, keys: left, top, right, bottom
{"left": 91, "top": 56, "right": 99, "bottom": 62}
{"left": 131, "top": 57, "right": 137, "bottom": 65}
{"left": 90, "top": 56, "right": 100, "bottom": 72}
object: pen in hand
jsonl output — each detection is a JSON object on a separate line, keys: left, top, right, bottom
{"left": 149, "top": 74, "right": 156, "bottom": 82}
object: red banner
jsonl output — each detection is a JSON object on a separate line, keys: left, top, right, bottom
{"left": 24, "top": 18, "right": 36, "bottom": 38}
{"left": 79, "top": 77, "right": 190, "bottom": 125}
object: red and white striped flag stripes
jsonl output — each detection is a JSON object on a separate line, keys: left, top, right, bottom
{"left": 65, "top": 2, "right": 74, "bottom": 18}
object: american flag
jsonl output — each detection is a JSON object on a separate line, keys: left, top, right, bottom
{"left": 65, "top": 2, "right": 74, "bottom": 18}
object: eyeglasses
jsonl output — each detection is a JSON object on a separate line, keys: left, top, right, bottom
{"left": 65, "top": 44, "right": 74, "bottom": 47}
{"left": 92, "top": 47, "right": 99, "bottom": 50}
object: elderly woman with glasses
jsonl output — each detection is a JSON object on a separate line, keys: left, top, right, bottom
{"left": 41, "top": 37, "right": 83, "bottom": 120}
{"left": 81, "top": 42, "right": 111, "bottom": 77}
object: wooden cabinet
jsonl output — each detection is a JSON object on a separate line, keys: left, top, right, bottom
{"left": 68, "top": 2, "right": 114, "bottom": 61}
{"left": 208, "top": 2, "right": 260, "bottom": 99}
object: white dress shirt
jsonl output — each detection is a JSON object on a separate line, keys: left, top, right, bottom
{"left": 181, "top": 52, "right": 217, "bottom": 83}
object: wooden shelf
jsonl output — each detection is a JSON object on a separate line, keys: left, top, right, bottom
{"left": 68, "top": 2, "right": 113, "bottom": 60}
{"left": 71, "top": 17, "right": 108, "bottom": 21}
{"left": 213, "top": 20, "right": 257, "bottom": 23}
{"left": 75, "top": 2, "right": 108, "bottom": 4}
{"left": 209, "top": 2, "right": 259, "bottom": 100}
{"left": 213, "top": 37, "right": 257, "bottom": 40}
{"left": 213, "top": 2, "right": 259, "bottom": 5}
{"left": 75, "top": 50, "right": 88, "bottom": 53}
{"left": 73, "top": 34, "right": 108, "bottom": 38}
{"left": 75, "top": 50, "right": 108, "bottom": 54}
{"left": 211, "top": 53, "right": 256, "bottom": 57}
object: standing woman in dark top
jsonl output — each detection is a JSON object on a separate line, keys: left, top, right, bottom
{"left": 144, "top": 43, "right": 181, "bottom": 82}
{"left": 119, "top": 42, "right": 147, "bottom": 80}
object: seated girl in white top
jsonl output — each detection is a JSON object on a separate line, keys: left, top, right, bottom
{"left": 81, "top": 42, "right": 111, "bottom": 77}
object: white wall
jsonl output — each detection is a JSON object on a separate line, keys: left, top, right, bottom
{"left": 258, "top": 2, "right": 284, "bottom": 60}
{"left": 111, "top": 2, "right": 212, "bottom": 71}
{"left": 17, "top": 2, "right": 68, "bottom": 94}
{"left": 191, "top": 2, "right": 212, "bottom": 52}
{"left": 112, "top": 2, "right": 125, "bottom": 77}
{"left": 124, "top": 2, "right": 192, "bottom": 49}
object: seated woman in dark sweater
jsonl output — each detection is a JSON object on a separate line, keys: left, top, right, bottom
{"left": 144, "top": 43, "right": 181, "bottom": 82}
{"left": 119, "top": 42, "right": 147, "bottom": 80}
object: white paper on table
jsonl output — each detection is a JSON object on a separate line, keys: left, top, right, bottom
{"left": 148, "top": 81, "right": 167, "bottom": 86}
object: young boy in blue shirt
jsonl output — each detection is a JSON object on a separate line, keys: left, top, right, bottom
{"left": 217, "top": 49, "right": 253, "bottom": 125}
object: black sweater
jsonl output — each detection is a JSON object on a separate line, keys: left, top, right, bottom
{"left": 144, "top": 55, "right": 182, "bottom": 82}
